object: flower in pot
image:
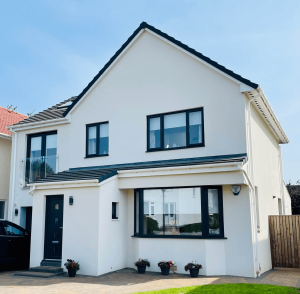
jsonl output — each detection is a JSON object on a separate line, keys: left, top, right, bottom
{"left": 134, "top": 258, "right": 150, "bottom": 274}
{"left": 184, "top": 261, "right": 202, "bottom": 278}
{"left": 158, "top": 260, "right": 175, "bottom": 275}
{"left": 64, "top": 259, "right": 80, "bottom": 277}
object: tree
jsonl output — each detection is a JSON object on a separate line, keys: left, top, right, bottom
{"left": 286, "top": 180, "right": 300, "bottom": 215}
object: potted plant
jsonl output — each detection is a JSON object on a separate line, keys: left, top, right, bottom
{"left": 184, "top": 261, "right": 202, "bottom": 278}
{"left": 64, "top": 259, "right": 80, "bottom": 277}
{"left": 134, "top": 258, "right": 150, "bottom": 274}
{"left": 158, "top": 260, "right": 175, "bottom": 275}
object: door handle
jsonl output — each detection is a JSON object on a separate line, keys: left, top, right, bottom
{"left": 52, "top": 241, "right": 59, "bottom": 244}
{"left": 59, "top": 227, "right": 63, "bottom": 229}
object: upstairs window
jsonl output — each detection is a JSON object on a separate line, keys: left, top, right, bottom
{"left": 147, "top": 108, "right": 204, "bottom": 151}
{"left": 86, "top": 122, "right": 109, "bottom": 157}
{"left": 26, "top": 131, "right": 57, "bottom": 183}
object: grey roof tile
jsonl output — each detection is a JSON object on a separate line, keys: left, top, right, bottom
{"left": 33, "top": 153, "right": 247, "bottom": 184}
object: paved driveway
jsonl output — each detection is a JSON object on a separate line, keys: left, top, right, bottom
{"left": 0, "top": 268, "right": 299, "bottom": 294}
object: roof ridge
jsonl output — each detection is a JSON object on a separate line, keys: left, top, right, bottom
{"left": 62, "top": 22, "right": 258, "bottom": 116}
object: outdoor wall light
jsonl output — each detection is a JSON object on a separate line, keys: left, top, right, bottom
{"left": 273, "top": 196, "right": 276, "bottom": 199}
{"left": 14, "top": 208, "right": 18, "bottom": 216}
{"left": 231, "top": 185, "right": 241, "bottom": 196}
{"left": 69, "top": 196, "right": 73, "bottom": 205}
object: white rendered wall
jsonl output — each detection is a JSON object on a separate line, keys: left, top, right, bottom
{"left": 10, "top": 30, "right": 248, "bottom": 227}
{"left": 68, "top": 30, "right": 247, "bottom": 168}
{"left": 0, "top": 137, "right": 11, "bottom": 219}
{"left": 30, "top": 186, "right": 100, "bottom": 275}
{"left": 126, "top": 184, "right": 255, "bottom": 278}
{"left": 97, "top": 178, "right": 128, "bottom": 275}
{"left": 249, "top": 101, "right": 291, "bottom": 275}
{"left": 9, "top": 123, "right": 70, "bottom": 226}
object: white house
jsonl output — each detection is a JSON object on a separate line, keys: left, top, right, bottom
{"left": 8, "top": 22, "right": 291, "bottom": 278}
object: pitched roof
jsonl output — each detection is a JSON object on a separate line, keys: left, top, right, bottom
{"left": 13, "top": 96, "right": 77, "bottom": 126}
{"left": 12, "top": 22, "right": 259, "bottom": 128}
{"left": 0, "top": 107, "right": 27, "bottom": 135}
{"left": 63, "top": 22, "right": 259, "bottom": 117}
{"left": 32, "top": 153, "right": 247, "bottom": 184}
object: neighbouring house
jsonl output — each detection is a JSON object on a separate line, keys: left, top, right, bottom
{"left": 8, "top": 22, "right": 291, "bottom": 278}
{"left": 0, "top": 106, "right": 27, "bottom": 220}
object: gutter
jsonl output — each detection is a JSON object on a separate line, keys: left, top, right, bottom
{"left": 0, "top": 133, "right": 12, "bottom": 140}
{"left": 8, "top": 117, "right": 70, "bottom": 132}
{"left": 27, "top": 179, "right": 99, "bottom": 188}
{"left": 118, "top": 161, "right": 244, "bottom": 175}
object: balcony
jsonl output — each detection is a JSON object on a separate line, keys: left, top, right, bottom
{"left": 26, "top": 155, "right": 58, "bottom": 183}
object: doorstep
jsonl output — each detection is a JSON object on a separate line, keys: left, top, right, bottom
{"left": 14, "top": 266, "right": 65, "bottom": 278}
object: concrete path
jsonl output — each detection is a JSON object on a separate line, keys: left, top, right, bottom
{"left": 0, "top": 267, "right": 299, "bottom": 294}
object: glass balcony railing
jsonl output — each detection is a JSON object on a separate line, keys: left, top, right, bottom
{"left": 25, "top": 155, "right": 58, "bottom": 183}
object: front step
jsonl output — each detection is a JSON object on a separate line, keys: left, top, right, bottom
{"left": 14, "top": 266, "right": 65, "bottom": 278}
{"left": 41, "top": 260, "right": 62, "bottom": 267}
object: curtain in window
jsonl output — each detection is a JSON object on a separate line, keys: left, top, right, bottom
{"left": 164, "top": 113, "right": 186, "bottom": 148}
{"left": 99, "top": 123, "right": 109, "bottom": 155}
{"left": 88, "top": 126, "right": 97, "bottom": 155}
{"left": 149, "top": 117, "right": 160, "bottom": 148}
{"left": 189, "top": 111, "right": 202, "bottom": 144}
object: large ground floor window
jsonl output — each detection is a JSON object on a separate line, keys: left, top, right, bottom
{"left": 134, "top": 186, "right": 224, "bottom": 238}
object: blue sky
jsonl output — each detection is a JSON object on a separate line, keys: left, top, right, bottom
{"left": 0, "top": 0, "right": 299, "bottom": 182}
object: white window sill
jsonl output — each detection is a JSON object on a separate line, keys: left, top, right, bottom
{"left": 112, "top": 219, "right": 120, "bottom": 221}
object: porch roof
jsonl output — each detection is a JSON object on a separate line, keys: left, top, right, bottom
{"left": 32, "top": 153, "right": 247, "bottom": 184}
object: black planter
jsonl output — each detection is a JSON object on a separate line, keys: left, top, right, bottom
{"left": 160, "top": 267, "right": 170, "bottom": 275}
{"left": 138, "top": 266, "right": 146, "bottom": 274}
{"left": 68, "top": 269, "right": 77, "bottom": 277}
{"left": 189, "top": 268, "right": 199, "bottom": 278}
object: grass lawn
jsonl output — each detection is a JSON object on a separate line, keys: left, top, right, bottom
{"left": 134, "top": 283, "right": 300, "bottom": 293}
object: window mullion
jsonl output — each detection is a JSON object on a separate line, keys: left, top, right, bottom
{"left": 97, "top": 124, "right": 100, "bottom": 156}
{"left": 186, "top": 110, "right": 189, "bottom": 147}
{"left": 161, "top": 114, "right": 164, "bottom": 150}
{"left": 139, "top": 189, "right": 144, "bottom": 235}
{"left": 201, "top": 187, "right": 208, "bottom": 238}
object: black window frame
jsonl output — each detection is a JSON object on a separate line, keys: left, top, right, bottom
{"left": 26, "top": 131, "right": 57, "bottom": 184}
{"left": 133, "top": 186, "right": 224, "bottom": 239}
{"left": 147, "top": 108, "right": 205, "bottom": 152}
{"left": 86, "top": 121, "right": 109, "bottom": 158}
{"left": 112, "top": 202, "right": 118, "bottom": 219}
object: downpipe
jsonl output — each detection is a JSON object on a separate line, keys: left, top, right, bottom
{"left": 29, "top": 185, "right": 36, "bottom": 196}
{"left": 244, "top": 94, "right": 261, "bottom": 277}
{"left": 8, "top": 129, "right": 18, "bottom": 221}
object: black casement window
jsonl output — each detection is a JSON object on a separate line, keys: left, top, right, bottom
{"left": 86, "top": 122, "right": 109, "bottom": 157}
{"left": 134, "top": 186, "right": 224, "bottom": 239}
{"left": 112, "top": 202, "right": 118, "bottom": 219}
{"left": 26, "top": 131, "right": 57, "bottom": 183}
{"left": 147, "top": 108, "right": 204, "bottom": 151}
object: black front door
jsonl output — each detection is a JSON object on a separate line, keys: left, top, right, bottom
{"left": 44, "top": 196, "right": 64, "bottom": 260}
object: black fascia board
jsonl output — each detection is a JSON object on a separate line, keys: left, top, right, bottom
{"left": 63, "top": 22, "right": 259, "bottom": 117}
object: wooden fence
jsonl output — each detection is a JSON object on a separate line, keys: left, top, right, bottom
{"left": 269, "top": 215, "right": 300, "bottom": 268}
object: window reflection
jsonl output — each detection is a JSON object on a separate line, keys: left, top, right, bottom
{"left": 208, "top": 189, "right": 220, "bottom": 235}
{"left": 143, "top": 188, "right": 202, "bottom": 235}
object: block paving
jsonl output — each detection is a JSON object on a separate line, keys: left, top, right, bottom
{"left": 0, "top": 267, "right": 299, "bottom": 294}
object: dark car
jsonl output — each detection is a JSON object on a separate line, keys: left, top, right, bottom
{"left": 0, "top": 220, "right": 30, "bottom": 270}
